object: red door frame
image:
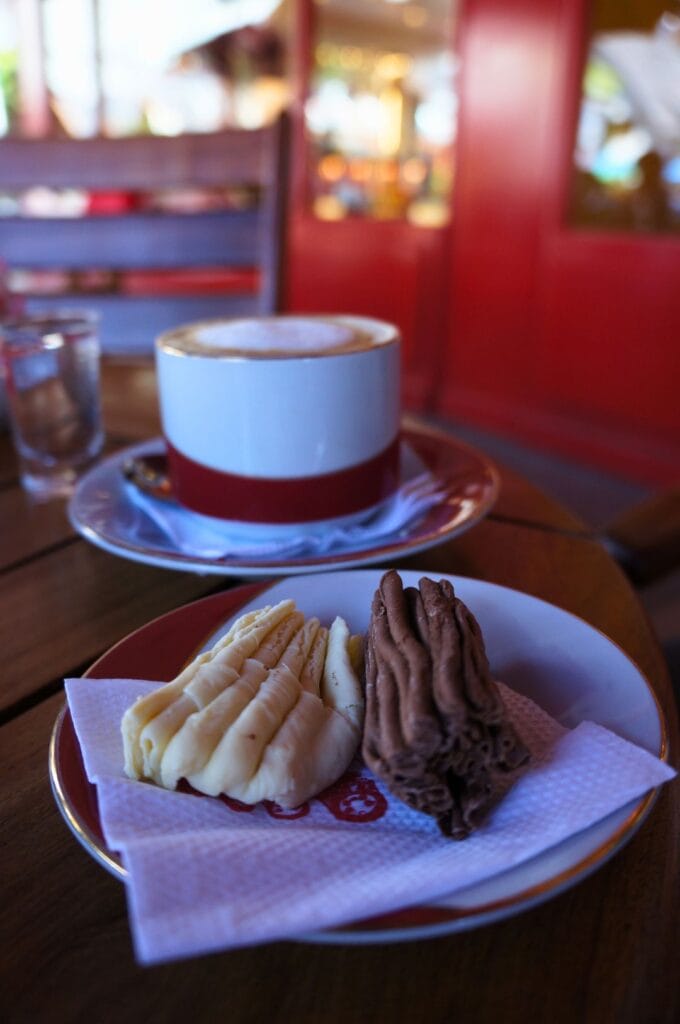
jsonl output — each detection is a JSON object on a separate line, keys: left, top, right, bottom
{"left": 438, "top": 0, "right": 680, "bottom": 484}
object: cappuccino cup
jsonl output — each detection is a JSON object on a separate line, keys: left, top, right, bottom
{"left": 155, "top": 315, "right": 401, "bottom": 532}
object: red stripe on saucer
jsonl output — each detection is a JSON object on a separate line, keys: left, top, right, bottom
{"left": 165, "top": 436, "right": 401, "bottom": 523}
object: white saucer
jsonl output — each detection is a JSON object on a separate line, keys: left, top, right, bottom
{"left": 68, "top": 422, "right": 500, "bottom": 576}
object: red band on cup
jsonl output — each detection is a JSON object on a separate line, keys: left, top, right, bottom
{"left": 165, "top": 436, "right": 401, "bottom": 523}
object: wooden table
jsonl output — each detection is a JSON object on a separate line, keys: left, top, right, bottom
{"left": 2, "top": 361, "right": 678, "bottom": 1023}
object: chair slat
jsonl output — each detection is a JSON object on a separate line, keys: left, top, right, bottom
{"left": 0, "top": 210, "right": 261, "bottom": 269}
{"left": 0, "top": 117, "right": 289, "bottom": 354}
{"left": 0, "top": 128, "right": 276, "bottom": 191}
{"left": 27, "top": 293, "right": 263, "bottom": 354}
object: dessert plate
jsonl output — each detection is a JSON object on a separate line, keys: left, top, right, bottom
{"left": 49, "top": 569, "right": 669, "bottom": 943}
{"left": 67, "top": 421, "right": 499, "bottom": 576}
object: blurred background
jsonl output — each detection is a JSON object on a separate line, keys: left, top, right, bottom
{"left": 1, "top": 0, "right": 679, "bottom": 685}
{"left": 0, "top": 0, "right": 678, "bottom": 490}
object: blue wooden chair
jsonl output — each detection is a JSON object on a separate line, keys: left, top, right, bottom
{"left": 0, "top": 115, "right": 289, "bottom": 355}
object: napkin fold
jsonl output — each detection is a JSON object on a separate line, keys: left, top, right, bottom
{"left": 64, "top": 676, "right": 675, "bottom": 964}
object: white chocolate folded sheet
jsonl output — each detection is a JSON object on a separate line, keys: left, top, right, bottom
{"left": 121, "top": 600, "right": 365, "bottom": 807}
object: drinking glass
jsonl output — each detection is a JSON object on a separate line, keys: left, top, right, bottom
{"left": 0, "top": 310, "right": 104, "bottom": 500}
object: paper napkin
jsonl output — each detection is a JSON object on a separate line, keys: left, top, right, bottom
{"left": 64, "top": 676, "right": 675, "bottom": 964}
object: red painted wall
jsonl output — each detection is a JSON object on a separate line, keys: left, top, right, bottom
{"left": 438, "top": 0, "right": 680, "bottom": 483}
{"left": 286, "top": 217, "right": 450, "bottom": 409}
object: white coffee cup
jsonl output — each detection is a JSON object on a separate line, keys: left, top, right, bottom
{"left": 155, "top": 314, "right": 401, "bottom": 532}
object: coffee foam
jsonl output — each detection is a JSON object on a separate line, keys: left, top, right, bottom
{"left": 158, "top": 316, "right": 397, "bottom": 359}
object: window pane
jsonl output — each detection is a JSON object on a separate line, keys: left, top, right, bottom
{"left": 570, "top": 1, "right": 680, "bottom": 232}
{"left": 306, "top": 0, "right": 457, "bottom": 225}
{"left": 0, "top": 0, "right": 293, "bottom": 138}
{"left": 98, "top": 0, "right": 292, "bottom": 137}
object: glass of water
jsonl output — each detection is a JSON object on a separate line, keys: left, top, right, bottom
{"left": 0, "top": 310, "right": 104, "bottom": 500}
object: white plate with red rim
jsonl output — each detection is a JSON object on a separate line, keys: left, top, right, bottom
{"left": 49, "top": 569, "right": 670, "bottom": 943}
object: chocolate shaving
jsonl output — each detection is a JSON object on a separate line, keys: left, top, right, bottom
{"left": 362, "top": 570, "right": 530, "bottom": 838}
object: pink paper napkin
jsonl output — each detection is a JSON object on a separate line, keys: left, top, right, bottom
{"left": 64, "top": 676, "right": 675, "bottom": 964}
